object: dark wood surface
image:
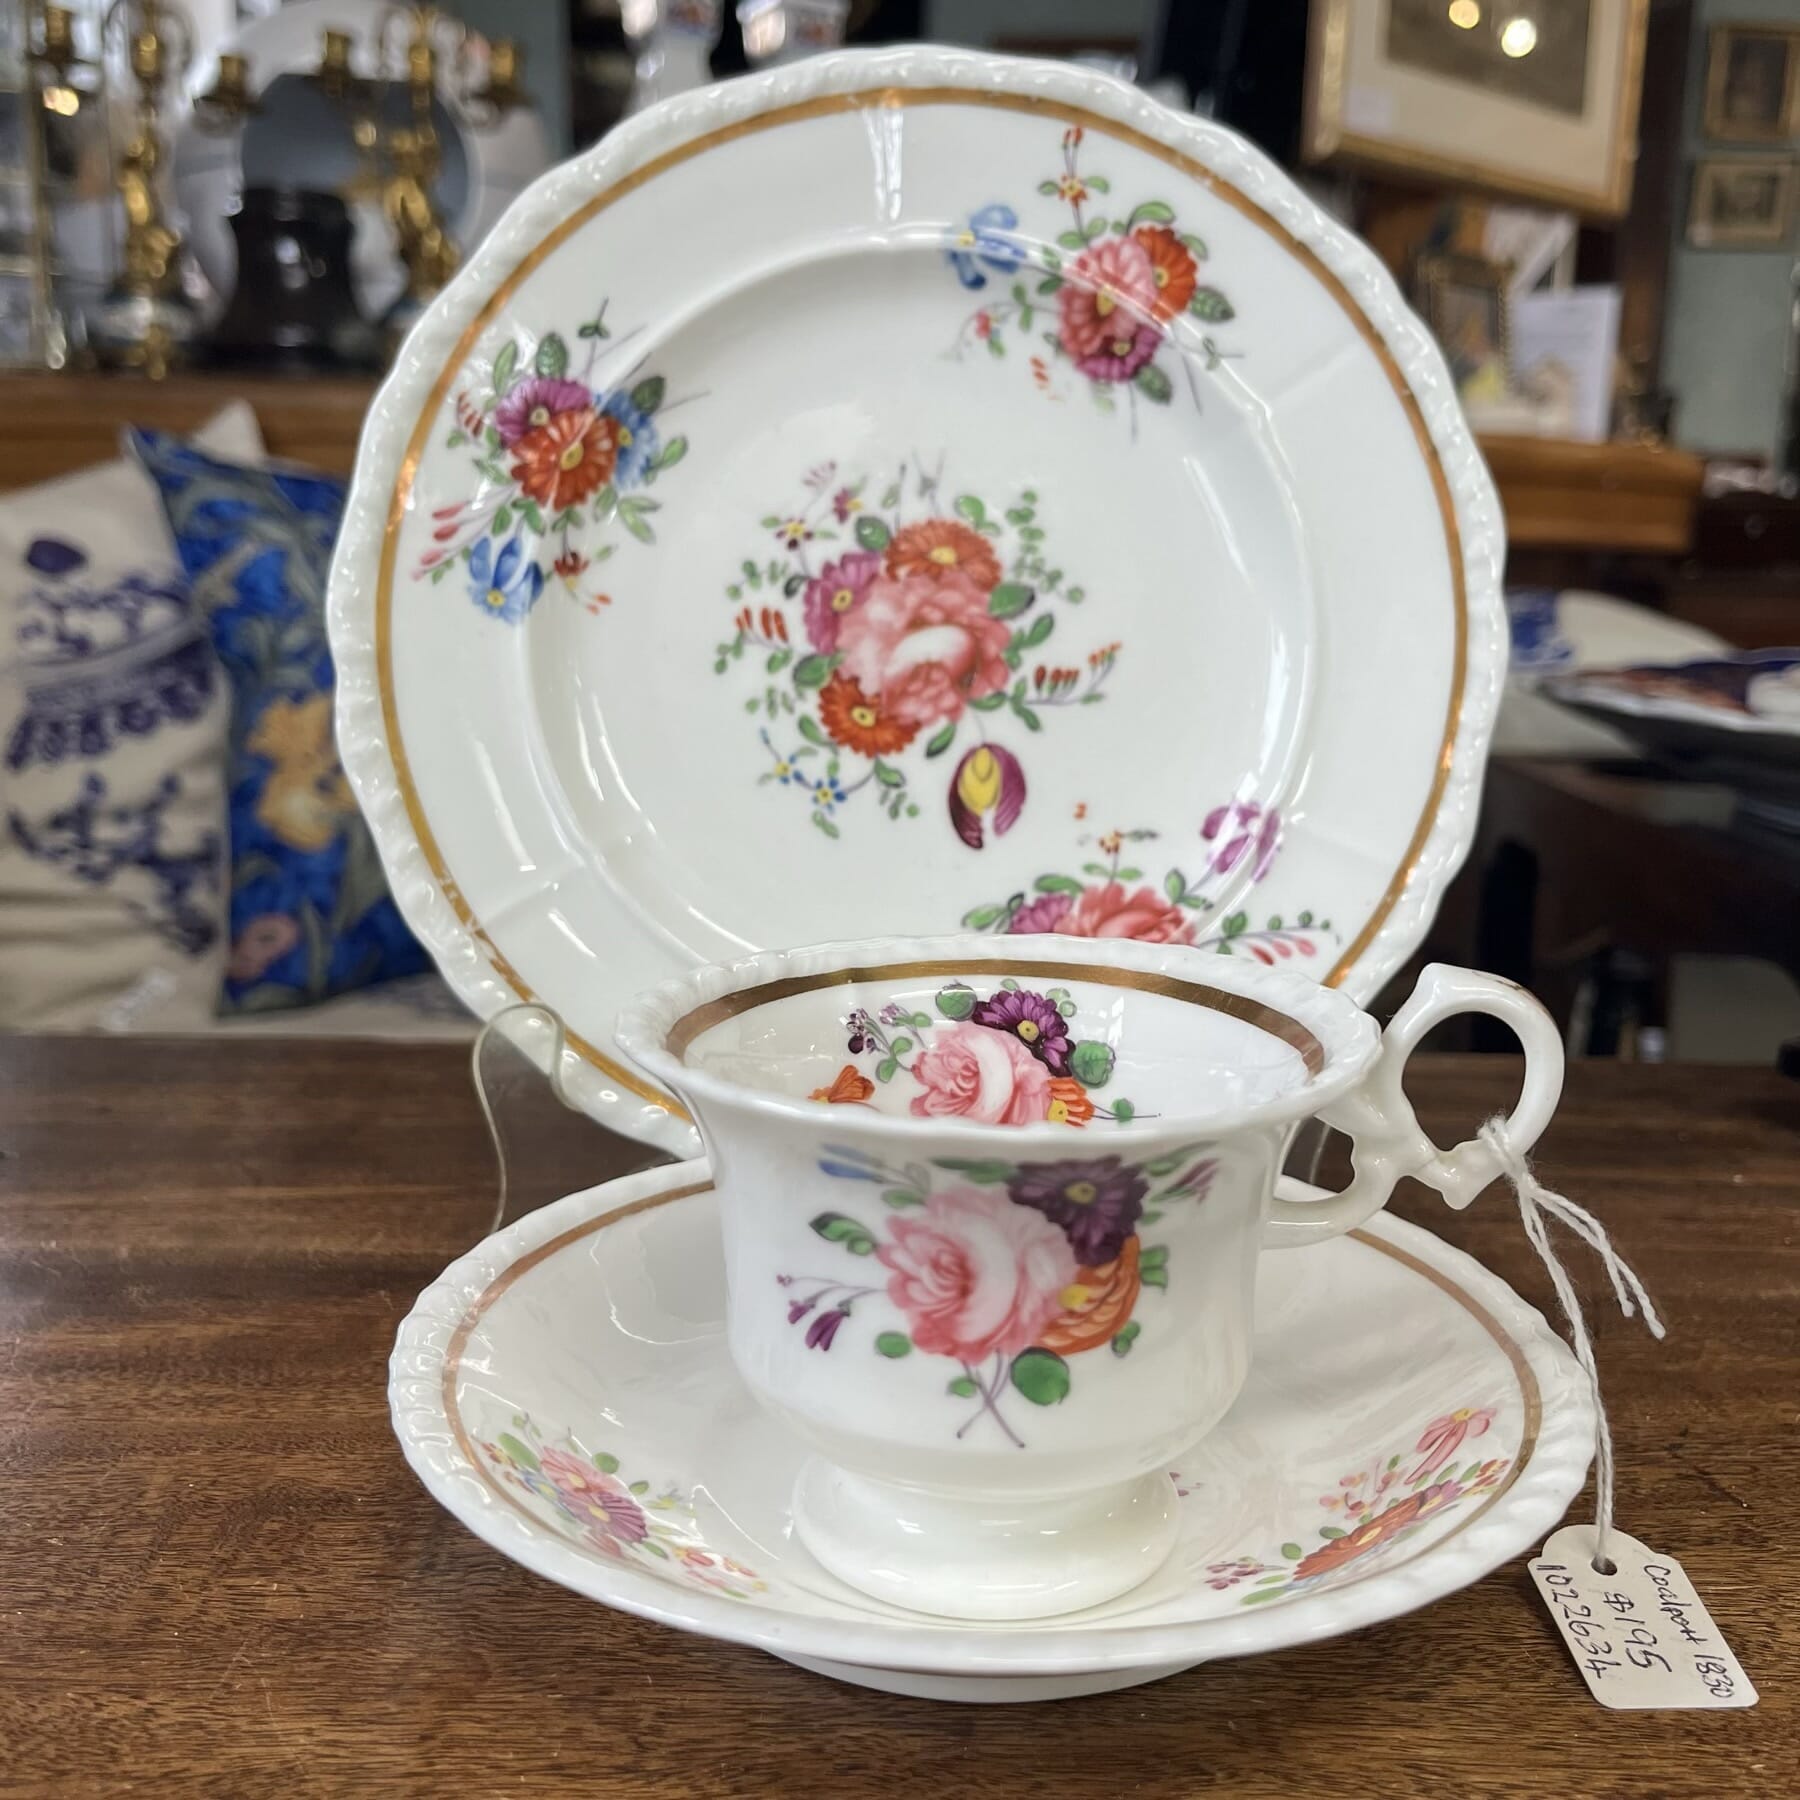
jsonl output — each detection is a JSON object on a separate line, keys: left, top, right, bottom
{"left": 1, "top": 1036, "right": 1794, "bottom": 1797}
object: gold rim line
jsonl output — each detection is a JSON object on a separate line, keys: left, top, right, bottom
{"left": 662, "top": 956, "right": 1327, "bottom": 1075}
{"left": 375, "top": 84, "right": 1471, "bottom": 1113}
{"left": 438, "top": 1181, "right": 1542, "bottom": 1626}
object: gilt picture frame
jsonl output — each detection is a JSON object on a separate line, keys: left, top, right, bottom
{"left": 1701, "top": 24, "right": 1800, "bottom": 144}
{"left": 1687, "top": 155, "right": 1795, "bottom": 249}
{"left": 1303, "top": 0, "right": 1651, "bottom": 218}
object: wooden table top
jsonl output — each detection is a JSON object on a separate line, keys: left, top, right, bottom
{"left": 2, "top": 1037, "right": 1794, "bottom": 1796}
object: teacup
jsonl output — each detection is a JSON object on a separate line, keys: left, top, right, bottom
{"left": 615, "top": 933, "right": 1563, "bottom": 1622}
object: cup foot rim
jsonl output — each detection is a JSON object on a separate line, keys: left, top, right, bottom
{"left": 790, "top": 1459, "right": 1181, "bottom": 1623}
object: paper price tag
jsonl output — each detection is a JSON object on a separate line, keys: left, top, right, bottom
{"left": 1530, "top": 1525, "right": 1757, "bottom": 1710}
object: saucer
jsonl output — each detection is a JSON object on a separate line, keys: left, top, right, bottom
{"left": 331, "top": 46, "right": 1505, "bottom": 1158}
{"left": 391, "top": 1164, "right": 1593, "bottom": 1702}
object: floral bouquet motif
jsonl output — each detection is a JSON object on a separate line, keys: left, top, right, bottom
{"left": 414, "top": 299, "right": 689, "bottom": 622}
{"left": 1203, "top": 1405, "right": 1510, "bottom": 1605}
{"left": 948, "top": 124, "right": 1237, "bottom": 424}
{"left": 963, "top": 806, "right": 1333, "bottom": 962}
{"left": 810, "top": 975, "right": 1142, "bottom": 1127}
{"left": 777, "top": 1141, "right": 1217, "bottom": 1446}
{"left": 479, "top": 1415, "right": 765, "bottom": 1597}
{"left": 714, "top": 456, "right": 1119, "bottom": 844}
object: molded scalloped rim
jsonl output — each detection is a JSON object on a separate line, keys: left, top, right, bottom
{"left": 330, "top": 47, "right": 1507, "bottom": 1163}
{"left": 614, "top": 929, "right": 1384, "bottom": 1147}
{"left": 390, "top": 1163, "right": 1594, "bottom": 1680}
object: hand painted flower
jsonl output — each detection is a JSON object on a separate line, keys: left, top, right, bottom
{"left": 805, "top": 1308, "right": 850, "bottom": 1350}
{"left": 1038, "top": 1235, "right": 1141, "bottom": 1354}
{"left": 1073, "top": 322, "right": 1160, "bottom": 383}
{"left": 1405, "top": 1405, "right": 1494, "bottom": 1483}
{"left": 945, "top": 203, "right": 1024, "bottom": 290}
{"left": 467, "top": 533, "right": 545, "bottom": 624}
{"left": 970, "top": 987, "right": 1073, "bottom": 1074}
{"left": 950, "top": 743, "right": 1026, "bottom": 850}
{"left": 598, "top": 389, "right": 659, "bottom": 488}
{"left": 1006, "top": 891, "right": 1074, "bottom": 935}
{"left": 1062, "top": 880, "right": 1195, "bottom": 944}
{"left": 818, "top": 670, "right": 917, "bottom": 756}
{"left": 801, "top": 548, "right": 882, "bottom": 654}
{"left": 1005, "top": 1154, "right": 1149, "bottom": 1265}
{"left": 910, "top": 1019, "right": 1053, "bottom": 1125}
{"left": 537, "top": 1446, "right": 650, "bottom": 1545}
{"left": 809, "top": 1063, "right": 875, "bottom": 1105}
{"left": 227, "top": 912, "right": 301, "bottom": 984}
{"left": 876, "top": 1186, "right": 1075, "bottom": 1363}
{"left": 493, "top": 376, "right": 592, "bottom": 446}
{"left": 1046, "top": 1077, "right": 1093, "bottom": 1126}
{"left": 836, "top": 571, "right": 1012, "bottom": 729}
{"left": 884, "top": 519, "right": 1003, "bottom": 593}
{"left": 1058, "top": 236, "right": 1163, "bottom": 382}
{"left": 1203, "top": 802, "right": 1283, "bottom": 882}
{"left": 1132, "top": 225, "right": 1198, "bottom": 320}
{"left": 511, "top": 408, "right": 619, "bottom": 511}
{"left": 1292, "top": 1479, "right": 1462, "bottom": 1582}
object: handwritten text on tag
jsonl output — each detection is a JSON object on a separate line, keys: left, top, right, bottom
{"left": 1530, "top": 1525, "right": 1756, "bottom": 1710}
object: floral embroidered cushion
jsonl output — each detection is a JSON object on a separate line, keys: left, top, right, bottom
{"left": 129, "top": 429, "right": 427, "bottom": 1013}
{"left": 0, "top": 405, "right": 262, "bottom": 1031}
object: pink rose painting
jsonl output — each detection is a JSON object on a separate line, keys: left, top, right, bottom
{"left": 835, "top": 571, "right": 1012, "bottom": 730}
{"left": 876, "top": 1187, "right": 1076, "bottom": 1365}
{"left": 782, "top": 1092, "right": 1225, "bottom": 1443}
{"left": 909, "top": 1020, "right": 1053, "bottom": 1125}
{"left": 720, "top": 455, "right": 1121, "bottom": 843}
{"left": 968, "top": 803, "right": 1329, "bottom": 965}
{"left": 1064, "top": 880, "right": 1196, "bottom": 944}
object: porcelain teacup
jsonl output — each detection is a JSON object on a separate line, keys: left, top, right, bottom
{"left": 615, "top": 933, "right": 1563, "bottom": 1622}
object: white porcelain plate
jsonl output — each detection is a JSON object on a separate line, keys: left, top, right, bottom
{"left": 330, "top": 48, "right": 1506, "bottom": 1156}
{"left": 391, "top": 1165, "right": 1591, "bottom": 1702}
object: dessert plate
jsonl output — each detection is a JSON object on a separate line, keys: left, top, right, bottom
{"left": 1546, "top": 650, "right": 1800, "bottom": 802}
{"left": 330, "top": 48, "right": 1506, "bottom": 1156}
{"left": 390, "top": 1164, "right": 1592, "bottom": 1702}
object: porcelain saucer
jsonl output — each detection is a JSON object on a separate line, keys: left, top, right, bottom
{"left": 391, "top": 1163, "right": 1593, "bottom": 1702}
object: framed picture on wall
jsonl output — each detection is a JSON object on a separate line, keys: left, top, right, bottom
{"left": 1687, "top": 156, "right": 1796, "bottom": 248}
{"left": 1702, "top": 24, "right": 1800, "bottom": 143}
{"left": 1303, "top": 0, "right": 1650, "bottom": 217}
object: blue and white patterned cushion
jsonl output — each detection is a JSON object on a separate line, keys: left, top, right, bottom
{"left": 0, "top": 406, "right": 262, "bottom": 1030}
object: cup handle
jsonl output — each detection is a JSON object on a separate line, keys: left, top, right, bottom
{"left": 1263, "top": 964, "right": 1565, "bottom": 1250}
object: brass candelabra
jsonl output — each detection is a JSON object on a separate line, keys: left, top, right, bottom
{"left": 42, "top": 0, "right": 524, "bottom": 375}
{"left": 79, "top": 0, "right": 257, "bottom": 374}
{"left": 309, "top": 6, "right": 529, "bottom": 333}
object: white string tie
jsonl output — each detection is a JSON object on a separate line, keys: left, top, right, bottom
{"left": 1479, "top": 1116, "right": 1666, "bottom": 1573}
